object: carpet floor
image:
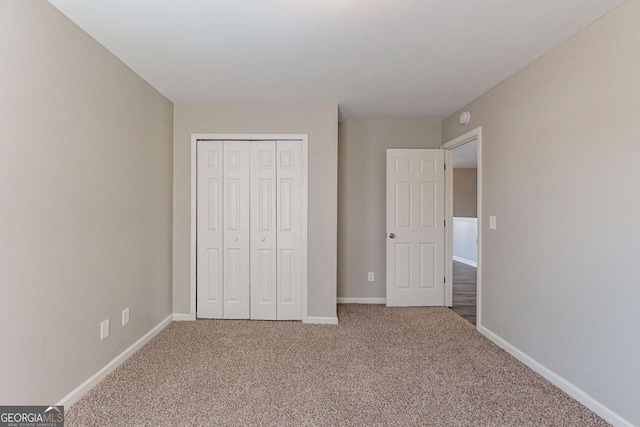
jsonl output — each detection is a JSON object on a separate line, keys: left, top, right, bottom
{"left": 66, "top": 305, "right": 607, "bottom": 426}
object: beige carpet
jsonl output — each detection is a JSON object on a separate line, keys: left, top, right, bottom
{"left": 67, "top": 305, "right": 607, "bottom": 426}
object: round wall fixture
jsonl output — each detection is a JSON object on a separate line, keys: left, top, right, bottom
{"left": 459, "top": 111, "right": 471, "bottom": 125}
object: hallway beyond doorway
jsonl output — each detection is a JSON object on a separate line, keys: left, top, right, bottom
{"left": 452, "top": 260, "right": 477, "bottom": 324}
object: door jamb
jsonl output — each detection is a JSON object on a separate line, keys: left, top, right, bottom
{"left": 440, "top": 127, "right": 482, "bottom": 327}
{"left": 189, "top": 134, "right": 309, "bottom": 322}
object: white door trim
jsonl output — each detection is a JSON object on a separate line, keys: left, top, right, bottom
{"left": 440, "top": 127, "right": 482, "bottom": 327}
{"left": 189, "top": 134, "right": 309, "bottom": 322}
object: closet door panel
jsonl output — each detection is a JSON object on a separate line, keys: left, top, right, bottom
{"left": 276, "top": 141, "right": 303, "bottom": 320}
{"left": 250, "top": 141, "right": 277, "bottom": 320}
{"left": 196, "top": 141, "right": 223, "bottom": 318}
{"left": 223, "top": 141, "right": 250, "bottom": 319}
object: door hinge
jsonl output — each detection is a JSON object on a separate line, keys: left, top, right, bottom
{"left": 444, "top": 276, "right": 446, "bottom": 283}
{"left": 444, "top": 163, "right": 447, "bottom": 171}
{"left": 444, "top": 220, "right": 446, "bottom": 227}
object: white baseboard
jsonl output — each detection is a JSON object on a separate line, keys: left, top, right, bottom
{"left": 478, "top": 325, "right": 632, "bottom": 427}
{"left": 337, "top": 297, "right": 386, "bottom": 304}
{"left": 453, "top": 255, "right": 477, "bottom": 268}
{"left": 173, "top": 313, "right": 195, "bottom": 321}
{"left": 303, "top": 316, "right": 339, "bottom": 325}
{"left": 57, "top": 314, "right": 173, "bottom": 408}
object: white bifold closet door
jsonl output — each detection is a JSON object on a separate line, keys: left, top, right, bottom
{"left": 196, "top": 141, "right": 224, "bottom": 318}
{"left": 276, "top": 141, "right": 303, "bottom": 320}
{"left": 197, "top": 140, "right": 303, "bottom": 320}
{"left": 222, "top": 141, "right": 251, "bottom": 319}
{"left": 250, "top": 141, "right": 277, "bottom": 320}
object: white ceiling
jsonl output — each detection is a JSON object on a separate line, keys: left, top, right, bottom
{"left": 453, "top": 139, "right": 477, "bottom": 169}
{"left": 48, "top": 0, "right": 623, "bottom": 121}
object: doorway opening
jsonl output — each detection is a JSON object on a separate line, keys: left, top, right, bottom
{"left": 450, "top": 141, "right": 477, "bottom": 324}
{"left": 442, "top": 128, "right": 482, "bottom": 327}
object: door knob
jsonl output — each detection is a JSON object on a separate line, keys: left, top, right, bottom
{"left": 234, "top": 237, "right": 239, "bottom": 241}
{"left": 261, "top": 237, "right": 266, "bottom": 242}
{"left": 388, "top": 233, "right": 395, "bottom": 239}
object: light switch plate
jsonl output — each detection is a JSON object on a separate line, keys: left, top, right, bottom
{"left": 368, "top": 272, "right": 374, "bottom": 282}
{"left": 489, "top": 216, "right": 497, "bottom": 230}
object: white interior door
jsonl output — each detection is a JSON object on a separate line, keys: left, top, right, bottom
{"left": 386, "top": 149, "right": 445, "bottom": 306}
{"left": 223, "top": 141, "right": 251, "bottom": 319}
{"left": 196, "top": 141, "right": 223, "bottom": 318}
{"left": 276, "top": 141, "right": 303, "bottom": 320}
{"left": 250, "top": 141, "right": 277, "bottom": 320}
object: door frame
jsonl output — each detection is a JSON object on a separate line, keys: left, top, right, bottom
{"left": 188, "top": 134, "right": 309, "bottom": 322}
{"left": 440, "top": 127, "right": 482, "bottom": 327}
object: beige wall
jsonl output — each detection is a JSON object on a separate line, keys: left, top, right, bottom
{"left": 337, "top": 121, "right": 441, "bottom": 298}
{"left": 453, "top": 169, "right": 477, "bottom": 218}
{"left": 442, "top": 1, "right": 640, "bottom": 424}
{"left": 0, "top": 1, "right": 173, "bottom": 405}
{"left": 173, "top": 104, "right": 338, "bottom": 318}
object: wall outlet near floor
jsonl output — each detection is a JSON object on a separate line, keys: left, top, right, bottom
{"left": 122, "top": 307, "right": 130, "bottom": 326}
{"left": 368, "top": 272, "right": 375, "bottom": 282}
{"left": 100, "top": 319, "right": 110, "bottom": 340}
{"left": 489, "top": 216, "right": 497, "bottom": 230}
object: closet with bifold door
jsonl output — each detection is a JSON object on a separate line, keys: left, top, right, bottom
{"left": 196, "top": 139, "right": 304, "bottom": 320}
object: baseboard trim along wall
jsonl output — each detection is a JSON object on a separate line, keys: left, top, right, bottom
{"left": 478, "top": 325, "right": 632, "bottom": 427}
{"left": 452, "top": 256, "right": 478, "bottom": 268}
{"left": 57, "top": 314, "right": 173, "bottom": 408}
{"left": 303, "top": 316, "right": 339, "bottom": 325}
{"left": 173, "top": 313, "right": 195, "bottom": 321}
{"left": 337, "top": 297, "right": 387, "bottom": 304}
{"left": 180, "top": 314, "right": 338, "bottom": 324}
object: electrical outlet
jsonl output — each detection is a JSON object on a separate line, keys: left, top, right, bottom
{"left": 100, "top": 319, "right": 110, "bottom": 340}
{"left": 368, "top": 272, "right": 375, "bottom": 282}
{"left": 122, "top": 307, "right": 129, "bottom": 326}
